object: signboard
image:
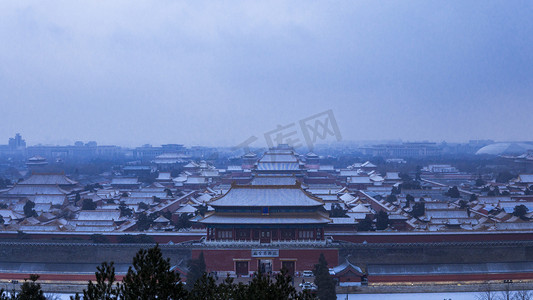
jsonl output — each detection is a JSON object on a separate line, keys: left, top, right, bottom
{"left": 251, "top": 249, "right": 279, "bottom": 257}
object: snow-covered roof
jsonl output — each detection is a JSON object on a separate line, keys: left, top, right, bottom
{"left": 77, "top": 210, "right": 122, "bottom": 221}
{"left": 153, "top": 215, "right": 170, "bottom": 223}
{"left": 349, "top": 176, "right": 372, "bottom": 184}
{"left": 385, "top": 172, "right": 400, "bottom": 180}
{"left": 517, "top": 174, "right": 533, "bottom": 183}
{"left": 250, "top": 177, "right": 297, "bottom": 186}
{"left": 349, "top": 204, "right": 371, "bottom": 213}
{"left": 339, "top": 193, "right": 356, "bottom": 202}
{"left": 176, "top": 204, "right": 197, "bottom": 214}
{"left": 157, "top": 172, "right": 172, "bottom": 180}
{"left": 111, "top": 178, "right": 139, "bottom": 185}
{"left": 369, "top": 175, "right": 384, "bottom": 182}
{"left": 0, "top": 209, "right": 24, "bottom": 220}
{"left": 19, "top": 174, "right": 77, "bottom": 185}
{"left": 209, "top": 185, "right": 323, "bottom": 207}
{"left": 332, "top": 259, "right": 363, "bottom": 275}
{"left": 256, "top": 162, "right": 300, "bottom": 171}
{"left": 5, "top": 185, "right": 68, "bottom": 196}
{"left": 362, "top": 161, "right": 377, "bottom": 168}
{"left": 32, "top": 195, "right": 66, "bottom": 206}
{"left": 425, "top": 210, "right": 469, "bottom": 219}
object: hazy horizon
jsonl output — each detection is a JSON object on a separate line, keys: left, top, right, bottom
{"left": 4, "top": 135, "right": 532, "bottom": 149}
{"left": 1, "top": 1, "right": 532, "bottom": 147}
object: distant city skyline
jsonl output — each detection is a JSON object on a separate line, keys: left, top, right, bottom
{"left": 1, "top": 1, "right": 532, "bottom": 147}
{"left": 0, "top": 132, "right": 523, "bottom": 149}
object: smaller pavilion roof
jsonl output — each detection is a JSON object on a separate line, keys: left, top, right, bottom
{"left": 332, "top": 258, "right": 363, "bottom": 276}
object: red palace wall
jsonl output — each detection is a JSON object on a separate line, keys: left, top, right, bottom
{"left": 0, "top": 273, "right": 126, "bottom": 282}
{"left": 2, "top": 230, "right": 533, "bottom": 245}
{"left": 192, "top": 248, "right": 339, "bottom": 274}
{"left": 0, "top": 232, "right": 204, "bottom": 244}
{"left": 329, "top": 232, "right": 533, "bottom": 244}
{"left": 369, "top": 272, "right": 533, "bottom": 283}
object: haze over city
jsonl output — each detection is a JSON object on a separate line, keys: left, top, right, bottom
{"left": 1, "top": 1, "right": 533, "bottom": 147}
{"left": 4, "top": 1, "right": 533, "bottom": 299}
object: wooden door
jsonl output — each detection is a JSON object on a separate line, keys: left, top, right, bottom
{"left": 235, "top": 261, "right": 249, "bottom": 276}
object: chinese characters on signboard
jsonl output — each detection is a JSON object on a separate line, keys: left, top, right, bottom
{"left": 251, "top": 249, "right": 280, "bottom": 257}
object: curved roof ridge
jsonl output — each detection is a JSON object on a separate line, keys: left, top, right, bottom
{"left": 208, "top": 182, "right": 324, "bottom": 206}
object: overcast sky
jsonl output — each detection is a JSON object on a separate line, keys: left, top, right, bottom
{"left": 1, "top": 1, "right": 532, "bottom": 147}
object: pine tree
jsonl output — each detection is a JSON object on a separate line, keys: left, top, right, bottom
{"left": 120, "top": 244, "right": 187, "bottom": 300}
{"left": 82, "top": 199, "right": 97, "bottom": 210}
{"left": 75, "top": 247, "right": 319, "bottom": 300}
{"left": 187, "top": 252, "right": 206, "bottom": 290}
{"left": 241, "top": 271, "right": 310, "bottom": 300}
{"left": 216, "top": 276, "right": 240, "bottom": 300}
{"left": 313, "top": 254, "right": 336, "bottom": 300}
{"left": 513, "top": 205, "right": 529, "bottom": 220}
{"left": 119, "top": 201, "right": 133, "bottom": 217}
{"left": 469, "top": 194, "right": 478, "bottom": 202}
{"left": 356, "top": 215, "right": 373, "bottom": 231}
{"left": 136, "top": 213, "right": 154, "bottom": 231}
{"left": 175, "top": 213, "right": 193, "bottom": 229}
{"left": 23, "top": 201, "right": 36, "bottom": 218}
{"left": 375, "top": 211, "right": 389, "bottom": 230}
{"left": 385, "top": 194, "right": 397, "bottom": 204}
{"left": 445, "top": 186, "right": 461, "bottom": 198}
{"left": 17, "top": 274, "right": 46, "bottom": 300}
{"left": 81, "top": 262, "right": 120, "bottom": 300}
{"left": 412, "top": 202, "right": 425, "bottom": 218}
{"left": 187, "top": 273, "right": 219, "bottom": 300}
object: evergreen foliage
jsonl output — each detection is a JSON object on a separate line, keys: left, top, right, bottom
{"left": 0, "top": 275, "right": 46, "bottom": 300}
{"left": 80, "top": 262, "right": 119, "bottom": 300}
{"left": 120, "top": 244, "right": 187, "bottom": 299}
{"left": 136, "top": 213, "right": 154, "bottom": 231}
{"left": 329, "top": 203, "right": 347, "bottom": 218}
{"left": 175, "top": 213, "right": 193, "bottom": 229}
{"left": 187, "top": 252, "right": 206, "bottom": 290}
{"left": 70, "top": 245, "right": 318, "bottom": 300}
{"left": 375, "top": 211, "right": 389, "bottom": 230}
{"left": 411, "top": 202, "right": 425, "bottom": 218}
{"left": 445, "top": 186, "right": 461, "bottom": 198}
{"left": 82, "top": 199, "right": 97, "bottom": 210}
{"left": 405, "top": 194, "right": 414, "bottom": 204}
{"left": 469, "top": 194, "right": 478, "bottom": 202}
{"left": 313, "top": 253, "right": 336, "bottom": 300}
{"left": 23, "top": 201, "right": 36, "bottom": 218}
{"left": 138, "top": 202, "right": 150, "bottom": 210}
{"left": 356, "top": 215, "right": 373, "bottom": 231}
{"left": 118, "top": 201, "right": 133, "bottom": 217}
{"left": 513, "top": 204, "right": 529, "bottom": 220}
{"left": 385, "top": 194, "right": 397, "bottom": 204}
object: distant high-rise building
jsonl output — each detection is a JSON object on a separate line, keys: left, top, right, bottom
{"left": 361, "top": 142, "right": 442, "bottom": 157}
{"left": 0, "top": 133, "right": 26, "bottom": 158}
{"left": 8, "top": 133, "right": 26, "bottom": 150}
